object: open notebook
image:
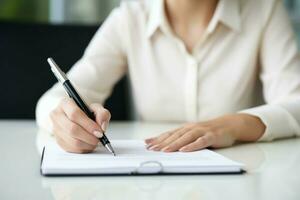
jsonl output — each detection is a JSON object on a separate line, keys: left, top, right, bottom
{"left": 41, "top": 140, "right": 244, "bottom": 176}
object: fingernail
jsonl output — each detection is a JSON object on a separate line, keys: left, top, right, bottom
{"left": 101, "top": 121, "right": 108, "bottom": 132}
{"left": 93, "top": 130, "right": 103, "bottom": 138}
{"left": 179, "top": 147, "right": 187, "bottom": 152}
{"left": 146, "top": 143, "right": 153, "bottom": 149}
{"left": 149, "top": 145, "right": 159, "bottom": 151}
{"left": 161, "top": 146, "right": 170, "bottom": 152}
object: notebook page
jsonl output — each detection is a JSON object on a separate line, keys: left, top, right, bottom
{"left": 42, "top": 140, "right": 243, "bottom": 174}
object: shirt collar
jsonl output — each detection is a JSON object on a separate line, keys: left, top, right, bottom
{"left": 208, "top": 0, "right": 241, "bottom": 33}
{"left": 146, "top": 0, "right": 241, "bottom": 38}
{"left": 146, "top": 0, "right": 169, "bottom": 38}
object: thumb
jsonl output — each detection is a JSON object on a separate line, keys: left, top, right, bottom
{"left": 89, "top": 103, "right": 111, "bottom": 132}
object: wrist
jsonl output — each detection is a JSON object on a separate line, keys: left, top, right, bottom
{"left": 234, "top": 113, "right": 266, "bottom": 142}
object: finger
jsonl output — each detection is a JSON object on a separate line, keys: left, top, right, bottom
{"left": 162, "top": 129, "right": 206, "bottom": 152}
{"left": 151, "top": 127, "right": 192, "bottom": 151}
{"left": 145, "top": 127, "right": 182, "bottom": 147}
{"left": 61, "top": 99, "right": 103, "bottom": 137}
{"left": 144, "top": 137, "right": 156, "bottom": 144}
{"left": 53, "top": 120, "right": 97, "bottom": 153}
{"left": 145, "top": 133, "right": 172, "bottom": 147}
{"left": 55, "top": 132, "right": 96, "bottom": 153}
{"left": 53, "top": 108, "right": 100, "bottom": 146}
{"left": 179, "top": 132, "right": 215, "bottom": 152}
{"left": 90, "top": 103, "right": 111, "bottom": 132}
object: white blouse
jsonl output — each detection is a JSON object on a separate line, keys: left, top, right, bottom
{"left": 36, "top": 0, "right": 300, "bottom": 141}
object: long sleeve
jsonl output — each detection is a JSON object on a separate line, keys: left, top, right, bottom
{"left": 240, "top": 0, "right": 300, "bottom": 141}
{"left": 36, "top": 7, "right": 128, "bottom": 133}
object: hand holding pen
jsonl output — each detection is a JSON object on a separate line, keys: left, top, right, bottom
{"left": 47, "top": 58, "right": 116, "bottom": 155}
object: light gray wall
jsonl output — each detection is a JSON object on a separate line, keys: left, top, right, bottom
{"left": 50, "top": 0, "right": 120, "bottom": 24}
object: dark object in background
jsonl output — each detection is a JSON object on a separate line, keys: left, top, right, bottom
{"left": 0, "top": 21, "right": 130, "bottom": 120}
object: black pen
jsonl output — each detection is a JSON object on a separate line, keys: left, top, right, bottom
{"left": 47, "top": 57, "right": 116, "bottom": 156}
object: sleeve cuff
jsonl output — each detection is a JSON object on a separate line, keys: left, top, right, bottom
{"left": 239, "top": 104, "right": 297, "bottom": 141}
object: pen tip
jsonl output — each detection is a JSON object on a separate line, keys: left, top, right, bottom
{"left": 105, "top": 143, "right": 116, "bottom": 156}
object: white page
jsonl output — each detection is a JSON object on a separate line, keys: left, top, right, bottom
{"left": 41, "top": 140, "right": 244, "bottom": 174}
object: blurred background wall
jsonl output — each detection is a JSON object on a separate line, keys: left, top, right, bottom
{"left": 285, "top": 0, "right": 300, "bottom": 46}
{"left": 0, "top": 0, "right": 119, "bottom": 24}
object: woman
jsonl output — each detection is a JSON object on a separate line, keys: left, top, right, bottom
{"left": 36, "top": 0, "right": 300, "bottom": 153}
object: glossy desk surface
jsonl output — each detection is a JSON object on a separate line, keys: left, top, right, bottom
{"left": 1, "top": 120, "right": 300, "bottom": 200}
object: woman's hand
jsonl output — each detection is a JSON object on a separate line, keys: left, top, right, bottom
{"left": 50, "top": 98, "right": 111, "bottom": 153}
{"left": 145, "top": 114, "right": 266, "bottom": 152}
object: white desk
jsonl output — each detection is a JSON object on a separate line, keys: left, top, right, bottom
{"left": 1, "top": 120, "right": 300, "bottom": 200}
